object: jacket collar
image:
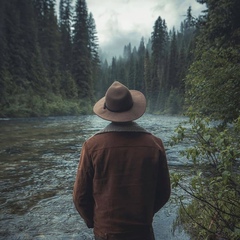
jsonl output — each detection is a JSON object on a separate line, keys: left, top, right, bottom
{"left": 97, "top": 121, "right": 148, "bottom": 133}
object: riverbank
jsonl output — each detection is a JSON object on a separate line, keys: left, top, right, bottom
{"left": 0, "top": 95, "right": 93, "bottom": 118}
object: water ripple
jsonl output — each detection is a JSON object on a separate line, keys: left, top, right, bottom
{"left": 0, "top": 114, "right": 190, "bottom": 239}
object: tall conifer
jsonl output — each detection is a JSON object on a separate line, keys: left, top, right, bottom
{"left": 72, "top": 0, "right": 92, "bottom": 99}
{"left": 88, "top": 12, "right": 100, "bottom": 98}
{"left": 59, "top": 0, "right": 72, "bottom": 72}
{"left": 137, "top": 37, "right": 146, "bottom": 92}
{"left": 151, "top": 16, "right": 168, "bottom": 112}
{"left": 186, "top": 0, "right": 240, "bottom": 122}
{"left": 168, "top": 28, "right": 178, "bottom": 89}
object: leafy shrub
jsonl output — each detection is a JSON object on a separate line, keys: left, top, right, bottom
{"left": 171, "top": 116, "right": 240, "bottom": 239}
{"left": 0, "top": 92, "right": 93, "bottom": 117}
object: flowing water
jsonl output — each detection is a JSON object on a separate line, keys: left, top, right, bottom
{"left": 0, "top": 114, "right": 191, "bottom": 240}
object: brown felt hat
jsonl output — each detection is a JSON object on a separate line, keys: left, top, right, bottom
{"left": 93, "top": 81, "right": 146, "bottom": 122}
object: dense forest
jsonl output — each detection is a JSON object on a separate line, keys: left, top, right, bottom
{"left": 0, "top": 0, "right": 99, "bottom": 117}
{"left": 1, "top": 0, "right": 198, "bottom": 117}
{"left": 170, "top": 0, "right": 240, "bottom": 239}
{"left": 0, "top": 0, "right": 239, "bottom": 239}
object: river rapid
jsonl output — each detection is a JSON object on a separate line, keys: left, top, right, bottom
{"left": 0, "top": 114, "right": 191, "bottom": 240}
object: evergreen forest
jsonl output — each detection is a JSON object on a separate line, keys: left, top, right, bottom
{"left": 0, "top": 0, "right": 240, "bottom": 239}
{"left": 168, "top": 1, "right": 240, "bottom": 239}
{"left": 1, "top": 0, "right": 200, "bottom": 117}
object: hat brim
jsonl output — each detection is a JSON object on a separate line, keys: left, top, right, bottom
{"left": 93, "top": 90, "right": 146, "bottom": 122}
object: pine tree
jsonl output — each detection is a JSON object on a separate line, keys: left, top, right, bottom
{"left": 127, "top": 53, "right": 137, "bottom": 89}
{"left": 98, "top": 59, "right": 110, "bottom": 98}
{"left": 123, "top": 43, "right": 132, "bottom": 60}
{"left": 34, "top": 0, "right": 61, "bottom": 94}
{"left": 185, "top": 0, "right": 240, "bottom": 122}
{"left": 0, "top": 0, "right": 10, "bottom": 107}
{"left": 59, "top": 0, "right": 72, "bottom": 72}
{"left": 144, "top": 49, "right": 151, "bottom": 105}
{"left": 59, "top": 0, "right": 75, "bottom": 98}
{"left": 88, "top": 13, "right": 99, "bottom": 65}
{"left": 109, "top": 57, "right": 116, "bottom": 82}
{"left": 88, "top": 12, "right": 100, "bottom": 99}
{"left": 136, "top": 37, "right": 146, "bottom": 92}
{"left": 150, "top": 16, "right": 168, "bottom": 112}
{"left": 47, "top": 1, "right": 61, "bottom": 94}
{"left": 72, "top": 0, "right": 92, "bottom": 100}
{"left": 168, "top": 28, "right": 178, "bottom": 89}
{"left": 0, "top": 0, "right": 7, "bottom": 70}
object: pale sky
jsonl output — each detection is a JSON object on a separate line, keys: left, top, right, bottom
{"left": 56, "top": 0, "right": 206, "bottom": 61}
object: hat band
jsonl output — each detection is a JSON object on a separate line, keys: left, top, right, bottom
{"left": 104, "top": 102, "right": 133, "bottom": 113}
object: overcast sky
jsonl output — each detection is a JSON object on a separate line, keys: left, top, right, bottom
{"left": 57, "top": 0, "right": 206, "bottom": 61}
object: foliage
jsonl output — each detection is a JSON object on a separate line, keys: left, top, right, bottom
{"left": 185, "top": 46, "right": 240, "bottom": 123}
{"left": 171, "top": 0, "right": 240, "bottom": 239}
{"left": 72, "top": 0, "right": 92, "bottom": 99}
{"left": 59, "top": 0, "right": 73, "bottom": 72}
{"left": 0, "top": 0, "right": 99, "bottom": 117}
{"left": 0, "top": 0, "right": 197, "bottom": 117}
{"left": 100, "top": 8, "right": 197, "bottom": 114}
{"left": 0, "top": 92, "right": 90, "bottom": 118}
{"left": 171, "top": 115, "right": 240, "bottom": 239}
{"left": 185, "top": 0, "right": 240, "bottom": 122}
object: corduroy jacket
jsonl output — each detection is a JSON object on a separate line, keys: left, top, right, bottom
{"left": 73, "top": 122, "right": 171, "bottom": 240}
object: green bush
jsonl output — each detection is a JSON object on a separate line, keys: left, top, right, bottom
{"left": 0, "top": 92, "right": 93, "bottom": 117}
{"left": 171, "top": 116, "right": 240, "bottom": 239}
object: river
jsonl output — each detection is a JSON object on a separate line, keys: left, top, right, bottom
{"left": 0, "top": 114, "right": 191, "bottom": 240}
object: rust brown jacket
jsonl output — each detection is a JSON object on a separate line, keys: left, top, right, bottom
{"left": 73, "top": 122, "right": 171, "bottom": 240}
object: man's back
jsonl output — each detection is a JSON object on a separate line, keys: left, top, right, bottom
{"left": 74, "top": 127, "right": 170, "bottom": 239}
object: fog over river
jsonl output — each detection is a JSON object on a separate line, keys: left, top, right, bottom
{"left": 0, "top": 114, "right": 192, "bottom": 240}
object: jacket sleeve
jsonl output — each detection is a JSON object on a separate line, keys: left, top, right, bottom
{"left": 73, "top": 141, "right": 94, "bottom": 228}
{"left": 154, "top": 142, "right": 171, "bottom": 213}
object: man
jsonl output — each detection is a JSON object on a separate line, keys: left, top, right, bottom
{"left": 73, "top": 81, "right": 171, "bottom": 240}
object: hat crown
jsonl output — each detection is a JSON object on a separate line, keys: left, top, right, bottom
{"left": 105, "top": 82, "right": 133, "bottom": 112}
{"left": 93, "top": 81, "right": 146, "bottom": 122}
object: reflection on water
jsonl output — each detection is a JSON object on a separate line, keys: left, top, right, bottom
{"left": 0, "top": 114, "right": 190, "bottom": 240}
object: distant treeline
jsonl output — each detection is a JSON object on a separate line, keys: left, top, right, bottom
{"left": 102, "top": 11, "right": 195, "bottom": 115}
{"left": 0, "top": 0, "right": 239, "bottom": 119}
{"left": 0, "top": 0, "right": 195, "bottom": 117}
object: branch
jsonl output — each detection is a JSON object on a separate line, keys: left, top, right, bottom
{"left": 179, "top": 198, "right": 216, "bottom": 235}
{"left": 178, "top": 183, "right": 240, "bottom": 219}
